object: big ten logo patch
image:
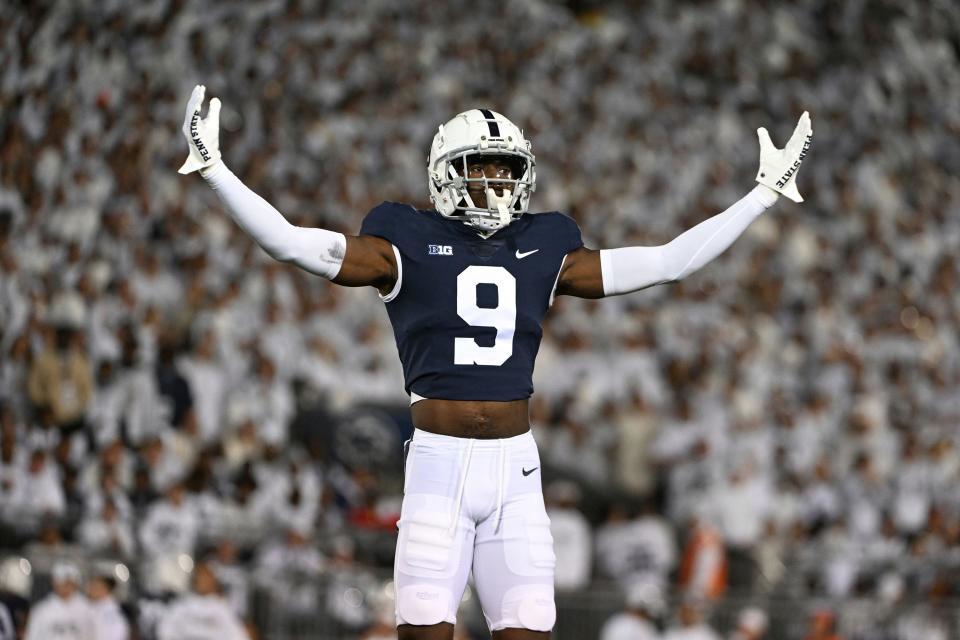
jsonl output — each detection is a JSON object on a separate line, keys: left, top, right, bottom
{"left": 428, "top": 245, "right": 453, "bottom": 256}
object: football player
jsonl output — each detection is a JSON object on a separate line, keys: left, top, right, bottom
{"left": 179, "top": 85, "right": 811, "bottom": 640}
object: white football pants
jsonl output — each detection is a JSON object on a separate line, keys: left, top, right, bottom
{"left": 394, "top": 429, "right": 556, "bottom": 632}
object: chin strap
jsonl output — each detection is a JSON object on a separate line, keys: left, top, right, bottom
{"left": 486, "top": 188, "right": 513, "bottom": 229}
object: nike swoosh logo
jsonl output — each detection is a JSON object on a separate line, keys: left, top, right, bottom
{"left": 516, "top": 249, "right": 540, "bottom": 259}
{"left": 522, "top": 467, "right": 538, "bottom": 476}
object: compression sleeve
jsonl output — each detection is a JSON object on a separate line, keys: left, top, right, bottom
{"left": 599, "top": 185, "right": 778, "bottom": 296}
{"left": 200, "top": 161, "right": 346, "bottom": 279}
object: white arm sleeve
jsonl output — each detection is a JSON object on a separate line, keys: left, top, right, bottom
{"left": 200, "top": 161, "right": 345, "bottom": 279}
{"left": 599, "top": 185, "right": 778, "bottom": 295}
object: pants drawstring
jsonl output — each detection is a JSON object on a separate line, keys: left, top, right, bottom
{"left": 449, "top": 439, "right": 475, "bottom": 537}
{"left": 493, "top": 438, "right": 507, "bottom": 533}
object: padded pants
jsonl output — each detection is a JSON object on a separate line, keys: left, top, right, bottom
{"left": 395, "top": 429, "right": 556, "bottom": 632}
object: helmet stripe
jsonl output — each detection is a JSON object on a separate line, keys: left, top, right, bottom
{"left": 478, "top": 109, "right": 500, "bottom": 138}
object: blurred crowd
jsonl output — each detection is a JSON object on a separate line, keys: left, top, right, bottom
{"left": 2, "top": 0, "right": 959, "bottom": 638}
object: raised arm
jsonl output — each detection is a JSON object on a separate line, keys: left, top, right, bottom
{"left": 557, "top": 112, "right": 812, "bottom": 299}
{"left": 177, "top": 85, "right": 397, "bottom": 294}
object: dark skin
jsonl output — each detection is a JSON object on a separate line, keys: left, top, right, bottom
{"left": 332, "top": 158, "right": 602, "bottom": 640}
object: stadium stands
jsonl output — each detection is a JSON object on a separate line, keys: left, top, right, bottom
{"left": 1, "top": 0, "right": 959, "bottom": 637}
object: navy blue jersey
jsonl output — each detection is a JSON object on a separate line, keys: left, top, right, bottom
{"left": 360, "top": 203, "right": 583, "bottom": 401}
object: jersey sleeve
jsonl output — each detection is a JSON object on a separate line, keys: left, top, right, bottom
{"left": 359, "top": 202, "right": 401, "bottom": 244}
{"left": 556, "top": 212, "right": 584, "bottom": 254}
{"left": 549, "top": 211, "right": 583, "bottom": 255}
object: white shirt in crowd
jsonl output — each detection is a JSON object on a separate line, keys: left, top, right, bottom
{"left": 77, "top": 509, "right": 136, "bottom": 558}
{"left": 157, "top": 594, "right": 249, "bottom": 640}
{"left": 600, "top": 613, "right": 660, "bottom": 640}
{"left": 6, "top": 457, "right": 65, "bottom": 520}
{"left": 116, "top": 367, "right": 169, "bottom": 446}
{"left": 211, "top": 561, "right": 251, "bottom": 619}
{"left": 24, "top": 593, "right": 96, "bottom": 640}
{"left": 229, "top": 376, "right": 293, "bottom": 447}
{"left": 547, "top": 506, "right": 592, "bottom": 590}
{"left": 596, "top": 514, "right": 676, "bottom": 587}
{"left": 662, "top": 624, "right": 722, "bottom": 640}
{"left": 178, "top": 354, "right": 228, "bottom": 444}
{"left": 259, "top": 316, "right": 303, "bottom": 382}
{"left": 139, "top": 494, "right": 199, "bottom": 558}
{"left": 89, "top": 597, "right": 129, "bottom": 640}
{"left": 711, "top": 469, "right": 771, "bottom": 548}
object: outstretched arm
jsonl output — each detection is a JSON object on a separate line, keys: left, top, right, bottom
{"left": 557, "top": 112, "right": 812, "bottom": 299}
{"left": 178, "top": 86, "right": 397, "bottom": 294}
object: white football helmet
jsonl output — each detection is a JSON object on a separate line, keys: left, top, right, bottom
{"left": 428, "top": 109, "right": 536, "bottom": 234}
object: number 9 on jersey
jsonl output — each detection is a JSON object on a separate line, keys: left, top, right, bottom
{"left": 454, "top": 266, "right": 517, "bottom": 366}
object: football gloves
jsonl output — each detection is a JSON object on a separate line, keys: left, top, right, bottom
{"left": 178, "top": 85, "right": 221, "bottom": 175}
{"left": 755, "top": 111, "right": 812, "bottom": 203}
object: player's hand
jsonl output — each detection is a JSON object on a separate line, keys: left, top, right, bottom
{"left": 178, "top": 84, "right": 221, "bottom": 175}
{"left": 755, "top": 111, "right": 812, "bottom": 203}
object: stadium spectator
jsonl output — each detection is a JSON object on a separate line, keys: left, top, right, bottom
{"left": 157, "top": 560, "right": 250, "bottom": 640}
{"left": 596, "top": 499, "right": 676, "bottom": 591}
{"left": 343, "top": 473, "right": 401, "bottom": 533}
{"left": 228, "top": 354, "right": 293, "bottom": 447}
{"left": 800, "top": 457, "right": 842, "bottom": 533}
{"left": 662, "top": 599, "right": 721, "bottom": 640}
{"left": 678, "top": 507, "right": 727, "bottom": 602}
{"left": 599, "top": 580, "right": 663, "bottom": 640}
{"left": 5, "top": 449, "right": 66, "bottom": 528}
{"left": 891, "top": 604, "right": 951, "bottom": 640}
{"left": 85, "top": 570, "right": 129, "bottom": 640}
{"left": 23, "top": 562, "right": 96, "bottom": 640}
{"left": 710, "top": 461, "right": 771, "bottom": 591}
{"left": 612, "top": 390, "right": 660, "bottom": 498}
{"left": 131, "top": 250, "right": 182, "bottom": 315}
{"left": 128, "top": 464, "right": 160, "bottom": 514}
{"left": 138, "top": 481, "right": 199, "bottom": 560}
{"left": 545, "top": 480, "right": 592, "bottom": 590}
{"left": 0, "top": 407, "right": 20, "bottom": 470}
{"left": 209, "top": 538, "right": 252, "bottom": 621}
{"left": 0, "top": 253, "right": 29, "bottom": 376}
{"left": 76, "top": 498, "right": 136, "bottom": 559}
{"left": 177, "top": 330, "right": 229, "bottom": 444}
{"left": 254, "top": 526, "right": 326, "bottom": 617}
{"left": 85, "top": 360, "right": 126, "bottom": 447}
{"left": 267, "top": 454, "right": 321, "bottom": 536}
{"left": 118, "top": 323, "right": 172, "bottom": 446}
{"left": 138, "top": 434, "right": 190, "bottom": 495}
{"left": 80, "top": 440, "right": 135, "bottom": 517}
{"left": 729, "top": 607, "right": 768, "bottom": 640}
{"left": 651, "top": 398, "right": 719, "bottom": 525}
{"left": 153, "top": 338, "right": 194, "bottom": 432}
{"left": 26, "top": 326, "right": 92, "bottom": 434}
{"left": 0, "top": 338, "right": 31, "bottom": 420}
{"left": 209, "top": 465, "right": 271, "bottom": 548}
{"left": 819, "top": 518, "right": 861, "bottom": 598}
{"left": 323, "top": 535, "right": 380, "bottom": 635}
{"left": 544, "top": 416, "right": 611, "bottom": 488}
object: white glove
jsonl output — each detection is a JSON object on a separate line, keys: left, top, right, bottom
{"left": 755, "top": 111, "right": 812, "bottom": 203}
{"left": 178, "top": 84, "right": 221, "bottom": 175}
